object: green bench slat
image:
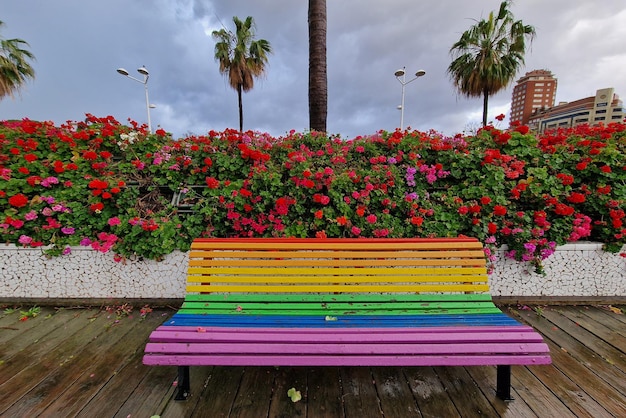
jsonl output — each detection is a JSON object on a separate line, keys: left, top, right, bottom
{"left": 177, "top": 301, "right": 501, "bottom": 316}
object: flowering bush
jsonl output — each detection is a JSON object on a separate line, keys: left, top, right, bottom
{"left": 1, "top": 114, "right": 624, "bottom": 273}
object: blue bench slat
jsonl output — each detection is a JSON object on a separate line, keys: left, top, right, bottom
{"left": 166, "top": 313, "right": 522, "bottom": 328}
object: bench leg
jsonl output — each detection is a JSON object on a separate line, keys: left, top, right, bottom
{"left": 175, "top": 366, "right": 191, "bottom": 401}
{"left": 496, "top": 365, "right": 513, "bottom": 401}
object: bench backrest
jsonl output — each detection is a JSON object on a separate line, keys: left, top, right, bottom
{"left": 186, "top": 238, "right": 489, "bottom": 294}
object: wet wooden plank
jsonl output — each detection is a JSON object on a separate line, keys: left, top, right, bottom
{"left": 432, "top": 366, "right": 497, "bottom": 417}
{"left": 578, "top": 305, "right": 626, "bottom": 337}
{"left": 230, "top": 367, "right": 275, "bottom": 418}
{"left": 509, "top": 306, "right": 626, "bottom": 395}
{"left": 0, "top": 310, "right": 114, "bottom": 414}
{"left": 2, "top": 312, "right": 141, "bottom": 417}
{"left": 267, "top": 366, "right": 307, "bottom": 418}
{"left": 542, "top": 336, "right": 626, "bottom": 416}
{"left": 371, "top": 367, "right": 421, "bottom": 417}
{"left": 307, "top": 367, "right": 344, "bottom": 418}
{"left": 77, "top": 345, "right": 155, "bottom": 417}
{"left": 509, "top": 306, "right": 623, "bottom": 417}
{"left": 403, "top": 367, "right": 460, "bottom": 417}
{"left": 510, "top": 365, "right": 577, "bottom": 418}
{"left": 340, "top": 367, "right": 382, "bottom": 418}
{"left": 561, "top": 306, "right": 626, "bottom": 350}
{"left": 137, "top": 366, "right": 212, "bottom": 418}
{"left": 2, "top": 305, "right": 625, "bottom": 417}
{"left": 522, "top": 359, "right": 613, "bottom": 418}
{"left": 40, "top": 310, "right": 168, "bottom": 417}
{"left": 463, "top": 366, "right": 539, "bottom": 417}
{"left": 0, "top": 308, "right": 88, "bottom": 362}
{"left": 188, "top": 366, "right": 245, "bottom": 417}
{"left": 0, "top": 307, "right": 57, "bottom": 345}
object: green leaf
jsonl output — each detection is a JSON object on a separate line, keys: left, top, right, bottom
{"left": 287, "top": 387, "right": 302, "bottom": 402}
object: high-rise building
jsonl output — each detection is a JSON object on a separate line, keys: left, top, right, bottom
{"left": 528, "top": 88, "right": 624, "bottom": 133}
{"left": 509, "top": 69, "right": 557, "bottom": 125}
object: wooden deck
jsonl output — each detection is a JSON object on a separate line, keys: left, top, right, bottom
{"left": 0, "top": 304, "right": 624, "bottom": 417}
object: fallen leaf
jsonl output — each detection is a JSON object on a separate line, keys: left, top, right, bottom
{"left": 609, "top": 306, "right": 623, "bottom": 315}
{"left": 287, "top": 387, "right": 302, "bottom": 402}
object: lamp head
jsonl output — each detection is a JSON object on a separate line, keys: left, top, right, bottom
{"left": 394, "top": 69, "right": 405, "bottom": 77}
{"left": 415, "top": 70, "right": 426, "bottom": 77}
{"left": 116, "top": 68, "right": 129, "bottom": 76}
{"left": 137, "top": 66, "right": 149, "bottom": 76}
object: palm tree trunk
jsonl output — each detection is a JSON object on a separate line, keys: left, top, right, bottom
{"left": 308, "top": 0, "right": 327, "bottom": 133}
{"left": 238, "top": 84, "right": 244, "bottom": 132}
{"left": 482, "top": 88, "right": 489, "bottom": 127}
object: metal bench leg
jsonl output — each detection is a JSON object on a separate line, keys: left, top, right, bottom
{"left": 496, "top": 365, "right": 513, "bottom": 400}
{"left": 175, "top": 366, "right": 191, "bottom": 401}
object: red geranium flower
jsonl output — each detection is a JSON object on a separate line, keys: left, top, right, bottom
{"left": 566, "top": 192, "right": 586, "bottom": 204}
{"left": 8, "top": 193, "right": 29, "bottom": 208}
{"left": 493, "top": 205, "right": 507, "bottom": 216}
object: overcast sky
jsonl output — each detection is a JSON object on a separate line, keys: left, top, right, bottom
{"left": 1, "top": 1, "right": 625, "bottom": 139}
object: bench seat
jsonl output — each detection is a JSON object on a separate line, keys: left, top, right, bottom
{"left": 143, "top": 238, "right": 551, "bottom": 401}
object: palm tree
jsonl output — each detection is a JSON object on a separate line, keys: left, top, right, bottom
{"left": 0, "top": 20, "right": 35, "bottom": 100}
{"left": 308, "top": 0, "right": 327, "bottom": 133}
{"left": 212, "top": 16, "right": 271, "bottom": 132}
{"left": 448, "top": 1, "right": 535, "bottom": 126}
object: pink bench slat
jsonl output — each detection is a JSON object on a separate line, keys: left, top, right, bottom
{"left": 146, "top": 328, "right": 546, "bottom": 345}
{"left": 145, "top": 341, "right": 550, "bottom": 355}
{"left": 143, "top": 354, "right": 552, "bottom": 367}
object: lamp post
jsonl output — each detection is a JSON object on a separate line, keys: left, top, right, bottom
{"left": 394, "top": 67, "right": 426, "bottom": 130}
{"left": 116, "top": 66, "right": 153, "bottom": 133}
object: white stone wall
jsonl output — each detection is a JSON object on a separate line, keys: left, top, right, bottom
{"left": 489, "top": 243, "right": 625, "bottom": 297}
{"left": 0, "top": 245, "right": 188, "bottom": 299}
{"left": 1, "top": 243, "right": 624, "bottom": 299}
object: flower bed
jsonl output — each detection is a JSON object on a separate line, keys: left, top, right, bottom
{"left": 1, "top": 115, "right": 625, "bottom": 279}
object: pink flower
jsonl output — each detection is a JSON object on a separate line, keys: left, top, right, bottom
{"left": 351, "top": 226, "right": 361, "bottom": 236}
{"left": 18, "top": 235, "right": 33, "bottom": 245}
{"left": 40, "top": 176, "right": 59, "bottom": 187}
{"left": 24, "top": 211, "right": 38, "bottom": 221}
{"left": 366, "top": 214, "right": 377, "bottom": 224}
{"left": 108, "top": 217, "right": 121, "bottom": 226}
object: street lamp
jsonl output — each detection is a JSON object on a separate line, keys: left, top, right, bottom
{"left": 394, "top": 67, "right": 426, "bottom": 130}
{"left": 116, "top": 66, "right": 153, "bottom": 133}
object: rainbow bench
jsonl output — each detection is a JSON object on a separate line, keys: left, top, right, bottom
{"left": 143, "top": 238, "right": 551, "bottom": 401}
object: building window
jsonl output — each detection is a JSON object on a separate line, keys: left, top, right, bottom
{"left": 597, "top": 102, "right": 608, "bottom": 107}
{"left": 595, "top": 116, "right": 606, "bottom": 121}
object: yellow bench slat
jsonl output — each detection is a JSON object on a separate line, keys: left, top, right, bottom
{"left": 186, "top": 283, "right": 490, "bottom": 293}
{"left": 187, "top": 274, "right": 487, "bottom": 285}
{"left": 188, "top": 266, "right": 487, "bottom": 276}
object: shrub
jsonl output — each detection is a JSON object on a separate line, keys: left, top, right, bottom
{"left": 1, "top": 114, "right": 624, "bottom": 273}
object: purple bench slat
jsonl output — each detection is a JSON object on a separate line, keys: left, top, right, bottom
{"left": 145, "top": 341, "right": 550, "bottom": 355}
{"left": 145, "top": 327, "right": 543, "bottom": 343}
{"left": 143, "top": 354, "right": 552, "bottom": 367}
{"left": 150, "top": 324, "right": 539, "bottom": 335}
